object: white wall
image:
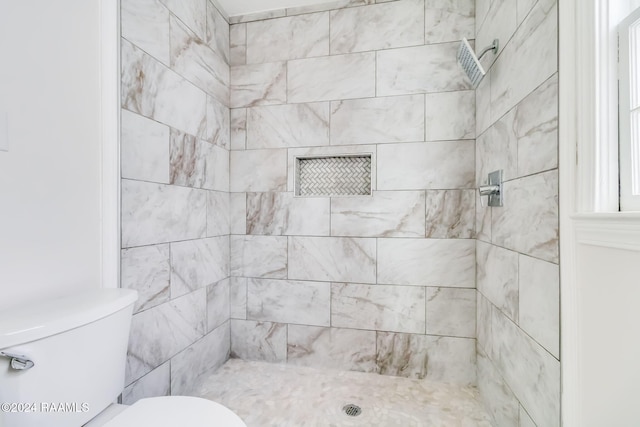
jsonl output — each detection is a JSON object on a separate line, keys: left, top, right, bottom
{"left": 0, "top": 1, "right": 102, "bottom": 311}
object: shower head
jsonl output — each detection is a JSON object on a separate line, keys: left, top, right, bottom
{"left": 457, "top": 38, "right": 499, "bottom": 88}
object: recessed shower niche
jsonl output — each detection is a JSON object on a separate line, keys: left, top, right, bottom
{"left": 294, "top": 154, "right": 372, "bottom": 197}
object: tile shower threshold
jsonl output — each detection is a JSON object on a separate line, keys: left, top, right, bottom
{"left": 195, "top": 359, "right": 493, "bottom": 427}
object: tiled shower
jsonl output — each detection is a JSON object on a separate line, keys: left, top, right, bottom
{"left": 119, "top": 0, "right": 560, "bottom": 425}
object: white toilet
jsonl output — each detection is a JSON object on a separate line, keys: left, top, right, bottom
{"left": 0, "top": 288, "right": 247, "bottom": 427}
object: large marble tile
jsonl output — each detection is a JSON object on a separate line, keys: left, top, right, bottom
{"left": 287, "top": 53, "right": 375, "bottom": 103}
{"left": 288, "top": 236, "right": 376, "bottom": 284}
{"left": 491, "top": 305, "right": 560, "bottom": 427}
{"left": 332, "top": 283, "right": 426, "bottom": 334}
{"left": 247, "top": 103, "right": 330, "bottom": 149}
{"left": 377, "top": 333, "right": 476, "bottom": 384}
{"left": 205, "top": 96, "right": 230, "bottom": 149}
{"left": 426, "top": 287, "right": 476, "bottom": 338}
{"left": 425, "top": 189, "right": 475, "bottom": 238}
{"left": 475, "top": 191, "right": 492, "bottom": 242}
{"left": 476, "top": 240, "right": 519, "bottom": 322}
{"left": 286, "top": 0, "right": 375, "bottom": 16}
{"left": 476, "top": 69, "right": 492, "bottom": 135}
{"left": 246, "top": 192, "right": 330, "bottom": 236}
{"left": 425, "top": 90, "right": 475, "bottom": 141}
{"left": 476, "top": 109, "right": 518, "bottom": 185}
{"left": 230, "top": 108, "right": 246, "bottom": 150}
{"left": 230, "top": 193, "right": 247, "bottom": 234}
{"left": 121, "top": 180, "right": 206, "bottom": 247}
{"left": 287, "top": 325, "right": 378, "bottom": 373}
{"left": 122, "top": 361, "right": 170, "bottom": 404}
{"left": 230, "top": 235, "right": 288, "bottom": 279}
{"left": 377, "top": 43, "right": 472, "bottom": 96}
{"left": 476, "top": 0, "right": 517, "bottom": 70}
{"left": 515, "top": 73, "right": 559, "bottom": 177}
{"left": 205, "top": 1, "right": 229, "bottom": 65}
{"left": 207, "top": 278, "right": 230, "bottom": 332}
{"left": 170, "top": 236, "right": 229, "bottom": 298}
{"left": 230, "top": 62, "right": 287, "bottom": 108}
{"left": 425, "top": 0, "right": 475, "bottom": 44}
{"left": 247, "top": 278, "right": 330, "bottom": 326}
{"left": 171, "top": 321, "right": 230, "bottom": 395}
{"left": 206, "top": 191, "right": 230, "bottom": 237}
{"left": 377, "top": 141, "right": 475, "bottom": 190}
{"left": 229, "top": 10, "right": 287, "bottom": 25}
{"left": 169, "top": 15, "right": 229, "bottom": 105}
{"left": 230, "top": 319, "right": 287, "bottom": 362}
{"left": 122, "top": 0, "right": 170, "bottom": 65}
{"left": 246, "top": 13, "right": 329, "bottom": 64}
{"left": 230, "top": 149, "right": 287, "bottom": 192}
{"left": 229, "top": 23, "right": 246, "bottom": 66}
{"left": 476, "top": 0, "right": 491, "bottom": 30}
{"left": 491, "top": 170, "right": 559, "bottom": 263}
{"left": 330, "top": 95, "right": 425, "bottom": 145}
{"left": 169, "top": 130, "right": 228, "bottom": 191}
{"left": 121, "top": 244, "right": 170, "bottom": 313}
{"left": 229, "top": 277, "right": 247, "bottom": 319}
{"left": 377, "top": 238, "right": 475, "bottom": 287}
{"left": 122, "top": 39, "right": 207, "bottom": 137}
{"left": 121, "top": 109, "right": 170, "bottom": 184}
{"left": 476, "top": 292, "right": 493, "bottom": 353}
{"left": 490, "top": 2, "right": 557, "bottom": 123}
{"left": 477, "top": 348, "right": 520, "bottom": 427}
{"left": 330, "top": 0, "right": 424, "bottom": 54}
{"left": 520, "top": 406, "right": 537, "bottom": 427}
{"left": 160, "top": 0, "right": 206, "bottom": 40}
{"left": 126, "top": 290, "right": 206, "bottom": 384}
{"left": 519, "top": 254, "right": 560, "bottom": 358}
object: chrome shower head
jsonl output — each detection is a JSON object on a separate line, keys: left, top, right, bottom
{"left": 457, "top": 38, "right": 499, "bottom": 88}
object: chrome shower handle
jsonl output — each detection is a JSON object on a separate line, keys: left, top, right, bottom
{"left": 0, "top": 351, "right": 35, "bottom": 370}
{"left": 478, "top": 184, "right": 500, "bottom": 196}
{"left": 478, "top": 170, "right": 503, "bottom": 207}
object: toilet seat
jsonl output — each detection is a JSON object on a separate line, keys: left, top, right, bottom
{"left": 102, "top": 396, "right": 247, "bottom": 427}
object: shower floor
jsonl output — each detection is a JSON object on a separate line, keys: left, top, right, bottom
{"left": 195, "top": 359, "right": 493, "bottom": 427}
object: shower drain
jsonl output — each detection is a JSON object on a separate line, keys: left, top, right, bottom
{"left": 342, "top": 404, "right": 362, "bottom": 417}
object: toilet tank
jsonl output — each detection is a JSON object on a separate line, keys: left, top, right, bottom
{"left": 0, "top": 288, "right": 137, "bottom": 427}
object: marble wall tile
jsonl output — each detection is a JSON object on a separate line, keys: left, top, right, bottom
{"left": 160, "top": 0, "right": 206, "bottom": 40}
{"left": 287, "top": 325, "right": 378, "bottom": 372}
{"left": 286, "top": 0, "right": 375, "bottom": 16}
{"left": 491, "top": 170, "right": 559, "bottom": 263}
{"left": 229, "top": 24, "right": 247, "bottom": 66}
{"left": 207, "top": 278, "right": 230, "bottom": 332}
{"left": 476, "top": 292, "right": 493, "bottom": 353}
{"left": 246, "top": 13, "right": 329, "bottom": 64}
{"left": 121, "top": 180, "right": 206, "bottom": 247}
{"left": 476, "top": 240, "right": 519, "bottom": 322}
{"left": 230, "top": 277, "right": 247, "bottom": 319}
{"left": 122, "top": 39, "right": 207, "bottom": 137}
{"left": 171, "top": 321, "right": 230, "bottom": 395}
{"left": 426, "top": 287, "right": 476, "bottom": 338}
{"left": 121, "top": 109, "right": 170, "bottom": 184}
{"left": 476, "top": 70, "right": 492, "bottom": 135}
{"left": 475, "top": 0, "right": 491, "bottom": 30}
{"left": 207, "top": 191, "right": 230, "bottom": 237}
{"left": 377, "top": 43, "right": 472, "bottom": 96}
{"left": 519, "top": 254, "right": 560, "bottom": 358}
{"left": 491, "top": 306, "right": 560, "bottom": 427}
{"left": 475, "top": 191, "right": 492, "bottom": 242}
{"left": 476, "top": 109, "right": 518, "bottom": 185}
{"left": 330, "top": 0, "right": 424, "bottom": 54}
{"left": 425, "top": 0, "right": 475, "bottom": 44}
{"left": 247, "top": 103, "right": 330, "bottom": 149}
{"left": 121, "top": 244, "right": 171, "bottom": 313}
{"left": 122, "top": 361, "right": 170, "bottom": 404}
{"left": 288, "top": 237, "right": 376, "bottom": 284}
{"left": 477, "top": 348, "right": 520, "bottom": 427}
{"left": 247, "top": 278, "right": 331, "bottom": 326}
{"left": 517, "top": 0, "right": 538, "bottom": 25}
{"left": 425, "top": 90, "right": 475, "bottom": 141}
{"left": 331, "top": 191, "right": 426, "bottom": 238}
{"left": 520, "top": 406, "right": 537, "bottom": 427}
{"left": 246, "top": 192, "right": 330, "bottom": 236}
{"left": 229, "top": 10, "right": 287, "bottom": 25}
{"left": 287, "top": 53, "right": 376, "bottom": 103}
{"left": 332, "top": 283, "right": 426, "bottom": 334}
{"left": 230, "top": 149, "right": 287, "bottom": 192}
{"left": 230, "top": 235, "right": 288, "bottom": 279}
{"left": 169, "top": 130, "right": 228, "bottom": 191}
{"left": 169, "top": 15, "right": 229, "bottom": 105}
{"left": 230, "top": 193, "right": 247, "bottom": 234}
{"left": 377, "top": 238, "right": 475, "bottom": 287}
{"left": 230, "top": 108, "right": 247, "bottom": 150}
{"left": 376, "top": 332, "right": 428, "bottom": 379}
{"left": 206, "top": 1, "right": 230, "bottom": 64}
{"left": 170, "top": 236, "right": 230, "bottom": 298}
{"left": 330, "top": 95, "right": 425, "bottom": 145}
{"left": 122, "top": 0, "right": 170, "bottom": 65}
{"left": 515, "top": 73, "right": 558, "bottom": 177}
{"left": 230, "top": 319, "right": 287, "bottom": 362}
{"left": 476, "top": 0, "right": 517, "bottom": 69}
{"left": 230, "top": 62, "right": 287, "bottom": 108}
{"left": 126, "top": 289, "right": 206, "bottom": 384}
{"left": 377, "top": 141, "right": 475, "bottom": 190}
{"left": 425, "top": 189, "right": 475, "bottom": 238}
{"left": 205, "top": 96, "right": 230, "bottom": 149}
{"left": 490, "top": 2, "right": 557, "bottom": 123}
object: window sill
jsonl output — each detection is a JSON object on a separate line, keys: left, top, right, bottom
{"left": 571, "top": 212, "right": 640, "bottom": 251}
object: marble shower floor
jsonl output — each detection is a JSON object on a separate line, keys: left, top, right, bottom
{"left": 195, "top": 359, "right": 493, "bottom": 427}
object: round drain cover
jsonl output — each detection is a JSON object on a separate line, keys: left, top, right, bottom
{"left": 343, "top": 404, "right": 362, "bottom": 417}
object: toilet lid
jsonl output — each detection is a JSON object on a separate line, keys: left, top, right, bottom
{"left": 103, "top": 396, "right": 247, "bottom": 427}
